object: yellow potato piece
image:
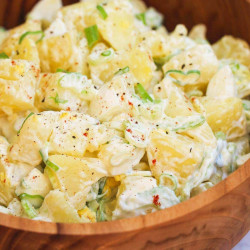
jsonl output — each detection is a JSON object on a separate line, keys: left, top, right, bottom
{"left": 154, "top": 78, "right": 216, "bottom": 146}
{"left": 200, "top": 97, "right": 247, "bottom": 140}
{"left": 38, "top": 33, "right": 80, "bottom": 73}
{"left": 213, "top": 36, "right": 250, "bottom": 69}
{"left": 12, "top": 38, "right": 40, "bottom": 66}
{"left": 96, "top": 0, "right": 137, "bottom": 50}
{"left": 147, "top": 129, "right": 204, "bottom": 185}
{"left": 0, "top": 20, "right": 42, "bottom": 57}
{"left": 45, "top": 154, "right": 108, "bottom": 210}
{"left": 0, "top": 59, "right": 39, "bottom": 112}
{"left": 40, "top": 190, "right": 89, "bottom": 223}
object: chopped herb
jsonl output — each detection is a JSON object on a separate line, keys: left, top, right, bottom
{"left": 19, "top": 193, "right": 44, "bottom": 201}
{"left": 56, "top": 68, "right": 70, "bottom": 73}
{"left": 0, "top": 52, "right": 9, "bottom": 59}
{"left": 136, "top": 13, "right": 146, "bottom": 25}
{"left": 20, "top": 199, "right": 38, "bottom": 218}
{"left": 242, "top": 100, "right": 250, "bottom": 111}
{"left": 114, "top": 66, "right": 130, "bottom": 75}
{"left": 84, "top": 25, "right": 100, "bottom": 48}
{"left": 49, "top": 93, "right": 68, "bottom": 104}
{"left": 101, "top": 50, "right": 111, "bottom": 56}
{"left": 46, "top": 160, "right": 60, "bottom": 172}
{"left": 17, "top": 112, "right": 34, "bottom": 136}
{"left": 135, "top": 83, "right": 153, "bottom": 102}
{"left": 19, "top": 30, "right": 45, "bottom": 44}
{"left": 165, "top": 69, "right": 201, "bottom": 86}
{"left": 159, "top": 173, "right": 178, "bottom": 191}
{"left": 97, "top": 4, "right": 108, "bottom": 19}
{"left": 215, "top": 131, "right": 226, "bottom": 140}
{"left": 172, "top": 116, "right": 205, "bottom": 132}
{"left": 153, "top": 49, "right": 182, "bottom": 66}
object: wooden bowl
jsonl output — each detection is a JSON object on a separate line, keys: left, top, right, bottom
{"left": 0, "top": 0, "right": 250, "bottom": 249}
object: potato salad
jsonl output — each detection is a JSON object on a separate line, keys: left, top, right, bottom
{"left": 0, "top": 0, "right": 250, "bottom": 223}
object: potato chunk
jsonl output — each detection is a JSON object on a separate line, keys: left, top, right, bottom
{"left": 44, "top": 155, "right": 107, "bottom": 209}
{"left": 147, "top": 130, "right": 204, "bottom": 186}
{"left": 200, "top": 97, "right": 247, "bottom": 140}
{"left": 0, "top": 59, "right": 39, "bottom": 112}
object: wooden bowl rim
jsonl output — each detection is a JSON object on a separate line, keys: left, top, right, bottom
{"left": 0, "top": 160, "right": 249, "bottom": 235}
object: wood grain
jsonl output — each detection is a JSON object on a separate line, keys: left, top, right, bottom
{"left": 0, "top": 0, "right": 249, "bottom": 249}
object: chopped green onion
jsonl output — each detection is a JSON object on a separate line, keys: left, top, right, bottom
{"left": 135, "top": 83, "right": 153, "bottom": 102}
{"left": 84, "top": 25, "right": 100, "bottom": 48}
{"left": 159, "top": 173, "right": 178, "bottom": 191}
{"left": 96, "top": 5, "right": 108, "bottom": 20}
{"left": 172, "top": 116, "right": 205, "bottom": 132}
{"left": 243, "top": 100, "right": 250, "bottom": 111}
{"left": 101, "top": 50, "right": 111, "bottom": 57}
{"left": 165, "top": 69, "right": 201, "bottom": 86}
{"left": 136, "top": 13, "right": 146, "bottom": 25}
{"left": 153, "top": 50, "right": 182, "bottom": 66}
{"left": 56, "top": 68, "right": 70, "bottom": 73}
{"left": 46, "top": 160, "right": 60, "bottom": 172}
{"left": 17, "top": 112, "right": 34, "bottom": 136}
{"left": 20, "top": 199, "right": 38, "bottom": 218}
{"left": 98, "top": 177, "right": 107, "bottom": 195}
{"left": 49, "top": 93, "right": 68, "bottom": 104}
{"left": 19, "top": 193, "right": 44, "bottom": 201}
{"left": 215, "top": 131, "right": 226, "bottom": 140}
{"left": 0, "top": 52, "right": 9, "bottom": 59}
{"left": 114, "top": 66, "right": 130, "bottom": 76}
{"left": 39, "top": 148, "right": 48, "bottom": 164}
{"left": 19, "top": 30, "right": 45, "bottom": 44}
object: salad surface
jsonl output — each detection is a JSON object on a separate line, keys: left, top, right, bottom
{"left": 0, "top": 0, "right": 250, "bottom": 223}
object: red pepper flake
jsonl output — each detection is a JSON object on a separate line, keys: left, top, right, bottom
{"left": 83, "top": 133, "right": 88, "bottom": 137}
{"left": 32, "top": 176, "right": 37, "bottom": 180}
{"left": 126, "top": 129, "right": 132, "bottom": 133}
{"left": 66, "top": 107, "right": 71, "bottom": 111}
{"left": 191, "top": 97, "right": 196, "bottom": 102}
{"left": 153, "top": 195, "right": 161, "bottom": 206}
{"left": 121, "top": 95, "right": 124, "bottom": 101}
{"left": 3, "top": 179, "right": 6, "bottom": 183}
{"left": 11, "top": 60, "right": 16, "bottom": 66}
{"left": 43, "top": 74, "right": 48, "bottom": 77}
{"left": 128, "top": 101, "right": 133, "bottom": 106}
{"left": 188, "top": 108, "right": 192, "bottom": 111}
{"left": 9, "top": 145, "right": 14, "bottom": 151}
{"left": 152, "top": 159, "right": 157, "bottom": 165}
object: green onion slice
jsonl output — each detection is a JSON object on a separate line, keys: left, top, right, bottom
{"left": 17, "top": 112, "right": 34, "bottom": 136}
{"left": 39, "top": 148, "right": 48, "bottom": 164}
{"left": 242, "top": 100, "right": 250, "bottom": 111}
{"left": 159, "top": 173, "right": 178, "bottom": 191}
{"left": 0, "top": 52, "right": 9, "bottom": 59}
{"left": 56, "top": 68, "right": 70, "bottom": 73}
{"left": 49, "top": 93, "right": 68, "bottom": 104}
{"left": 114, "top": 66, "right": 130, "bottom": 76}
{"left": 19, "top": 193, "right": 44, "bottom": 201}
{"left": 101, "top": 50, "right": 111, "bottom": 57}
{"left": 136, "top": 13, "right": 146, "bottom": 25}
{"left": 19, "top": 30, "right": 45, "bottom": 44}
{"left": 21, "top": 199, "right": 38, "bottom": 219}
{"left": 165, "top": 69, "right": 201, "bottom": 86}
{"left": 96, "top": 5, "right": 108, "bottom": 19}
{"left": 84, "top": 25, "right": 100, "bottom": 48}
{"left": 215, "top": 131, "right": 226, "bottom": 140}
{"left": 172, "top": 116, "right": 205, "bottom": 132}
{"left": 135, "top": 83, "right": 153, "bottom": 102}
{"left": 153, "top": 49, "right": 182, "bottom": 66}
{"left": 46, "top": 160, "right": 60, "bottom": 172}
